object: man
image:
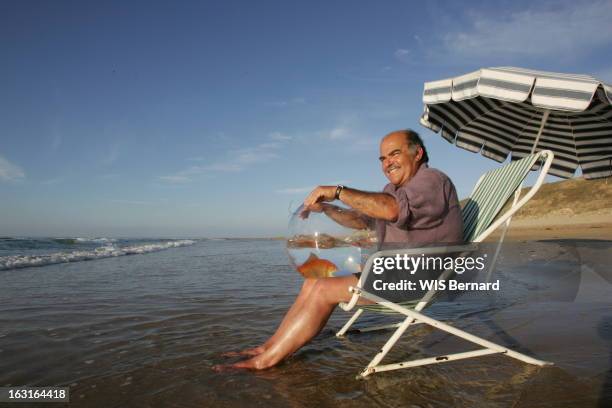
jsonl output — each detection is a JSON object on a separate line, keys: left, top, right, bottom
{"left": 216, "top": 129, "right": 462, "bottom": 370}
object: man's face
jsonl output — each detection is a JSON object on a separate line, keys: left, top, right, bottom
{"left": 379, "top": 133, "right": 422, "bottom": 187}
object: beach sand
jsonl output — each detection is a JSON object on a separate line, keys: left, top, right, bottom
{"left": 489, "top": 214, "right": 612, "bottom": 241}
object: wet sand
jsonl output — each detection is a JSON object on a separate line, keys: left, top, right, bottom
{"left": 1, "top": 238, "right": 611, "bottom": 407}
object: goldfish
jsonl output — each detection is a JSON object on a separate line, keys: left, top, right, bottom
{"left": 297, "top": 253, "right": 338, "bottom": 278}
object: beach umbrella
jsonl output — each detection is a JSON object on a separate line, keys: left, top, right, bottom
{"left": 420, "top": 67, "right": 612, "bottom": 179}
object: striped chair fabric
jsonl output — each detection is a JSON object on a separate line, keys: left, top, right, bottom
{"left": 462, "top": 153, "right": 540, "bottom": 242}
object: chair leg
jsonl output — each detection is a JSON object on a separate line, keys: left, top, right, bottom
{"left": 486, "top": 189, "right": 520, "bottom": 283}
{"left": 353, "top": 321, "right": 422, "bottom": 333}
{"left": 336, "top": 308, "right": 363, "bottom": 337}
{"left": 358, "top": 316, "right": 418, "bottom": 378}
{"left": 371, "top": 349, "right": 501, "bottom": 374}
{"left": 354, "top": 287, "right": 552, "bottom": 378}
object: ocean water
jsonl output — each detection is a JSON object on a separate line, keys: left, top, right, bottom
{"left": 0, "top": 238, "right": 611, "bottom": 407}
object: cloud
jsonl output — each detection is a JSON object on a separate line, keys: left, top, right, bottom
{"left": 443, "top": 1, "right": 612, "bottom": 58}
{"left": 204, "top": 143, "right": 280, "bottom": 171}
{"left": 183, "top": 133, "right": 291, "bottom": 165}
{"left": 322, "top": 126, "right": 353, "bottom": 141}
{"left": 269, "top": 132, "right": 292, "bottom": 141}
{"left": 394, "top": 48, "right": 411, "bottom": 63}
{"left": 158, "top": 143, "right": 279, "bottom": 179}
{"left": 319, "top": 115, "right": 362, "bottom": 141}
{"left": 0, "top": 155, "right": 25, "bottom": 182}
{"left": 317, "top": 115, "right": 380, "bottom": 151}
{"left": 159, "top": 132, "right": 292, "bottom": 182}
{"left": 208, "top": 132, "right": 292, "bottom": 170}
{"left": 322, "top": 128, "right": 376, "bottom": 151}
{"left": 266, "top": 101, "right": 289, "bottom": 107}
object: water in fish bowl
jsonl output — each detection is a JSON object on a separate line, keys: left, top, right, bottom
{"left": 286, "top": 204, "right": 377, "bottom": 278}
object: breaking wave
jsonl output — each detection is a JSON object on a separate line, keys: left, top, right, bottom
{"left": 0, "top": 240, "right": 195, "bottom": 271}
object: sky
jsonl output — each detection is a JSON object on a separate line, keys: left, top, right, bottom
{"left": 1, "top": 0, "right": 612, "bottom": 238}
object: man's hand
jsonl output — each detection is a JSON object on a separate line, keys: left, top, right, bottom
{"left": 303, "top": 186, "right": 337, "bottom": 211}
{"left": 299, "top": 202, "right": 324, "bottom": 219}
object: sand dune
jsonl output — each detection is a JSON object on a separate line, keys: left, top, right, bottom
{"left": 485, "top": 177, "right": 612, "bottom": 240}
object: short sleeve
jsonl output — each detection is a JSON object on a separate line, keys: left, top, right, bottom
{"left": 385, "top": 170, "right": 449, "bottom": 230}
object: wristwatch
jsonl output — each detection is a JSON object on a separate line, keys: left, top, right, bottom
{"left": 335, "top": 185, "right": 345, "bottom": 200}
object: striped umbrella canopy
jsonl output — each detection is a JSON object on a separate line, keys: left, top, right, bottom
{"left": 420, "top": 67, "right": 612, "bottom": 179}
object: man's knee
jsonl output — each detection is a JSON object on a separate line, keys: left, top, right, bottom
{"left": 310, "top": 278, "right": 345, "bottom": 304}
{"left": 301, "top": 278, "right": 317, "bottom": 291}
{"left": 303, "top": 278, "right": 317, "bottom": 286}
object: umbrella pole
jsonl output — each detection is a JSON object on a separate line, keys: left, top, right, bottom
{"left": 487, "top": 110, "right": 551, "bottom": 282}
{"left": 531, "top": 109, "right": 550, "bottom": 154}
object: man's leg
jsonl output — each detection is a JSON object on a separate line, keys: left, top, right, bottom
{"left": 228, "top": 275, "right": 358, "bottom": 370}
{"left": 222, "top": 278, "right": 320, "bottom": 357}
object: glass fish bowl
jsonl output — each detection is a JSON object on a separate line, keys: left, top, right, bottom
{"left": 286, "top": 204, "right": 377, "bottom": 278}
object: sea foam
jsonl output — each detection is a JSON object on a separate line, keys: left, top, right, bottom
{"left": 0, "top": 240, "right": 195, "bottom": 271}
{"left": 75, "top": 237, "right": 117, "bottom": 243}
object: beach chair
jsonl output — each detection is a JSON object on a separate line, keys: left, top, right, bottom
{"left": 336, "top": 150, "right": 555, "bottom": 378}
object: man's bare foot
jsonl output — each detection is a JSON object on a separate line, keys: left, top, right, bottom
{"left": 212, "top": 355, "right": 273, "bottom": 372}
{"left": 220, "top": 345, "right": 266, "bottom": 358}
{"left": 228, "top": 353, "right": 280, "bottom": 370}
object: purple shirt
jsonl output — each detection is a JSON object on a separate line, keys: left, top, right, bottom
{"left": 376, "top": 164, "right": 463, "bottom": 246}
